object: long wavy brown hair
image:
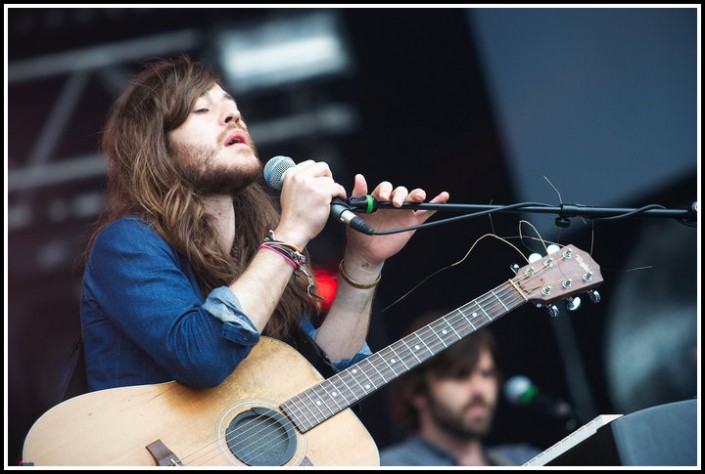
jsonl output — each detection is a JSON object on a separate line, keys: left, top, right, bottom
{"left": 83, "top": 54, "right": 317, "bottom": 341}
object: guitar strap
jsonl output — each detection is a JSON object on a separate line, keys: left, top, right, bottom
{"left": 59, "top": 335, "right": 89, "bottom": 402}
{"left": 290, "top": 326, "right": 362, "bottom": 415}
{"left": 291, "top": 325, "right": 338, "bottom": 380}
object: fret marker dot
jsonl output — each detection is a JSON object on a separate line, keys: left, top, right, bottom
{"left": 352, "top": 369, "right": 357, "bottom": 374}
{"left": 365, "top": 384, "right": 370, "bottom": 390}
{"left": 414, "top": 345, "right": 420, "bottom": 350}
{"left": 442, "top": 329, "right": 447, "bottom": 334}
{"left": 472, "top": 312, "right": 478, "bottom": 318}
{"left": 391, "top": 358, "right": 396, "bottom": 363}
{"left": 316, "top": 401, "right": 322, "bottom": 406}
{"left": 332, "top": 392, "right": 338, "bottom": 397}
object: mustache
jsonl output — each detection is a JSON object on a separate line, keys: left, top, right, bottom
{"left": 218, "top": 124, "right": 248, "bottom": 144}
{"left": 463, "top": 397, "right": 490, "bottom": 411}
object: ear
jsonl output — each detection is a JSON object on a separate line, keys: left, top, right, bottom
{"left": 412, "top": 392, "right": 428, "bottom": 411}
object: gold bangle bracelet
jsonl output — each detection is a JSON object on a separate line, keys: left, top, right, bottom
{"left": 338, "top": 260, "right": 381, "bottom": 289}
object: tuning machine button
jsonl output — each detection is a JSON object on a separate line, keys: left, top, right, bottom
{"left": 546, "top": 304, "right": 560, "bottom": 318}
{"left": 587, "top": 290, "right": 601, "bottom": 304}
{"left": 566, "top": 296, "right": 581, "bottom": 311}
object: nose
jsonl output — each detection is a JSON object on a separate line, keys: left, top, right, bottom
{"left": 222, "top": 107, "right": 241, "bottom": 126}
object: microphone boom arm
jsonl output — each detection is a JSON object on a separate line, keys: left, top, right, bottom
{"left": 346, "top": 196, "right": 697, "bottom": 225}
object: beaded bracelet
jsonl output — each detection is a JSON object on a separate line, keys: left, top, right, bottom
{"left": 261, "top": 231, "right": 321, "bottom": 299}
{"left": 338, "top": 259, "right": 382, "bottom": 289}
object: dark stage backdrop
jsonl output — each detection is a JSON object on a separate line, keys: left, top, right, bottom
{"left": 6, "top": 6, "right": 698, "bottom": 466}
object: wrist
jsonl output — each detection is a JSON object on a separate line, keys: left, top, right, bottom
{"left": 338, "top": 256, "right": 383, "bottom": 289}
{"left": 270, "top": 227, "right": 309, "bottom": 250}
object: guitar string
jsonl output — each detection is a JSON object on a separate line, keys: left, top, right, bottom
{"left": 181, "top": 283, "right": 532, "bottom": 466}
{"left": 183, "top": 277, "right": 541, "bottom": 466}
{"left": 177, "top": 281, "right": 529, "bottom": 466}
{"left": 180, "top": 270, "right": 542, "bottom": 465}
{"left": 177, "top": 249, "right": 577, "bottom": 465}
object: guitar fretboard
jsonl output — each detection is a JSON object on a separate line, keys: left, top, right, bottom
{"left": 281, "top": 279, "right": 527, "bottom": 433}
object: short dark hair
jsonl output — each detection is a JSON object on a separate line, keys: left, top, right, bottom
{"left": 388, "top": 309, "right": 501, "bottom": 431}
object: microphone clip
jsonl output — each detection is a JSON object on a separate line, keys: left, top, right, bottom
{"left": 346, "top": 195, "right": 379, "bottom": 214}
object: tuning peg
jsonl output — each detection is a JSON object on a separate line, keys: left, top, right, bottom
{"left": 528, "top": 253, "right": 542, "bottom": 263}
{"left": 546, "top": 304, "right": 560, "bottom": 318}
{"left": 566, "top": 296, "right": 582, "bottom": 311}
{"left": 510, "top": 263, "right": 521, "bottom": 274}
{"left": 587, "top": 290, "right": 601, "bottom": 304}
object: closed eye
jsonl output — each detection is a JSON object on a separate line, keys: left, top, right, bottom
{"left": 193, "top": 108, "right": 209, "bottom": 114}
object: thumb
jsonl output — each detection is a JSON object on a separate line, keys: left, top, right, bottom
{"left": 352, "top": 174, "right": 369, "bottom": 196}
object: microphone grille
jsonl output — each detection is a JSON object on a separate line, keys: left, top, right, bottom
{"left": 264, "top": 155, "right": 295, "bottom": 190}
{"left": 503, "top": 375, "right": 533, "bottom": 405}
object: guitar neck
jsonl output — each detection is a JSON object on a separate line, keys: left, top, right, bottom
{"left": 281, "top": 279, "right": 527, "bottom": 432}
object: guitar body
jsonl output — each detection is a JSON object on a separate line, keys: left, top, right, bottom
{"left": 22, "top": 337, "right": 379, "bottom": 466}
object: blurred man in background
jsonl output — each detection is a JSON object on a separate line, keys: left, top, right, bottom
{"left": 380, "top": 310, "right": 540, "bottom": 466}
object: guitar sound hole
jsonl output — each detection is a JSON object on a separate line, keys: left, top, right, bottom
{"left": 225, "top": 406, "right": 297, "bottom": 466}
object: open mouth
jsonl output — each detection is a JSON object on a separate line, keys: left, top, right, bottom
{"left": 225, "top": 130, "right": 247, "bottom": 147}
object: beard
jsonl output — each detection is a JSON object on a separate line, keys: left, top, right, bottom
{"left": 427, "top": 393, "right": 496, "bottom": 441}
{"left": 172, "top": 141, "right": 262, "bottom": 196}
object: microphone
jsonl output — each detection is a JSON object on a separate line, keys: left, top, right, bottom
{"left": 263, "top": 156, "right": 375, "bottom": 235}
{"left": 503, "top": 375, "right": 574, "bottom": 420}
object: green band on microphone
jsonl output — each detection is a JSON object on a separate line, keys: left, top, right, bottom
{"left": 365, "top": 195, "right": 374, "bottom": 214}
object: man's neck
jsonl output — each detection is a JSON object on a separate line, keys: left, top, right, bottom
{"left": 202, "top": 194, "right": 235, "bottom": 253}
{"left": 419, "top": 426, "right": 488, "bottom": 466}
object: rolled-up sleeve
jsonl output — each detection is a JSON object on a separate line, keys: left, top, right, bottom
{"left": 300, "top": 319, "right": 372, "bottom": 371}
{"left": 202, "top": 286, "right": 260, "bottom": 346}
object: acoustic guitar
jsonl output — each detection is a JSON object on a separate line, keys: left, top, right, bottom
{"left": 22, "top": 244, "right": 602, "bottom": 466}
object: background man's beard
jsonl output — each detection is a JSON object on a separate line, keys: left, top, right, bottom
{"left": 428, "top": 395, "right": 495, "bottom": 441}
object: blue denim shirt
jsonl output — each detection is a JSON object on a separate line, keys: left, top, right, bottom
{"left": 81, "top": 216, "right": 371, "bottom": 391}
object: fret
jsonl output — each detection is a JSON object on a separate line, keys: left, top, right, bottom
{"left": 440, "top": 315, "right": 463, "bottom": 341}
{"left": 316, "top": 381, "right": 345, "bottom": 411}
{"left": 365, "top": 355, "right": 388, "bottom": 386}
{"left": 345, "top": 366, "right": 371, "bottom": 396}
{"left": 474, "top": 298, "right": 492, "bottom": 322}
{"left": 491, "top": 288, "right": 508, "bottom": 313}
{"left": 301, "top": 390, "right": 330, "bottom": 420}
{"left": 355, "top": 358, "right": 380, "bottom": 392}
{"left": 426, "top": 325, "right": 449, "bottom": 355}
{"left": 414, "top": 329, "right": 435, "bottom": 357}
{"left": 400, "top": 337, "right": 425, "bottom": 364}
{"left": 376, "top": 347, "right": 401, "bottom": 379}
{"left": 427, "top": 322, "right": 450, "bottom": 349}
{"left": 281, "top": 394, "right": 318, "bottom": 432}
{"left": 458, "top": 307, "right": 478, "bottom": 331}
{"left": 332, "top": 372, "right": 358, "bottom": 402}
{"left": 387, "top": 344, "right": 410, "bottom": 371}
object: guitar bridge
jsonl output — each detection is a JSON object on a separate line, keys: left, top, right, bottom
{"left": 146, "top": 439, "right": 183, "bottom": 466}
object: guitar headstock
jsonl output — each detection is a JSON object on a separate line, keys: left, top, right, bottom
{"left": 513, "top": 244, "right": 603, "bottom": 305}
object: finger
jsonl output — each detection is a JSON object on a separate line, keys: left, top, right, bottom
{"left": 372, "top": 181, "right": 394, "bottom": 201}
{"left": 413, "top": 191, "right": 450, "bottom": 220}
{"left": 390, "top": 186, "right": 409, "bottom": 207}
{"left": 429, "top": 191, "right": 450, "bottom": 204}
{"left": 351, "top": 174, "right": 369, "bottom": 196}
{"left": 405, "top": 188, "right": 427, "bottom": 203}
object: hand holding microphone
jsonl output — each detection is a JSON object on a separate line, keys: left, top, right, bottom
{"left": 264, "top": 155, "right": 449, "bottom": 266}
{"left": 264, "top": 156, "right": 350, "bottom": 248}
{"left": 264, "top": 156, "right": 375, "bottom": 235}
